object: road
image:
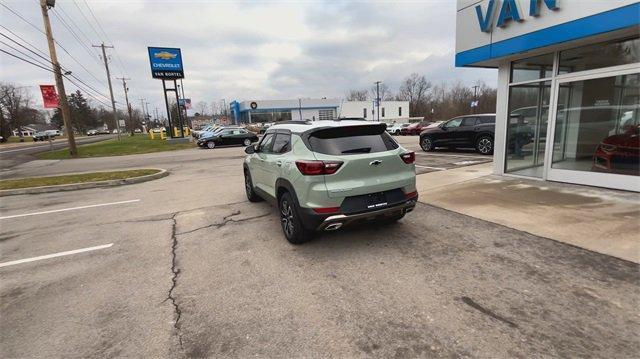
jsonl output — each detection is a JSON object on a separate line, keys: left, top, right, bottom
{"left": 0, "top": 137, "right": 638, "bottom": 358}
{"left": 0, "top": 135, "right": 116, "bottom": 170}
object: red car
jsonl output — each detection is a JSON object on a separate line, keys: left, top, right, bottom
{"left": 400, "top": 121, "right": 432, "bottom": 136}
{"left": 592, "top": 123, "right": 639, "bottom": 175}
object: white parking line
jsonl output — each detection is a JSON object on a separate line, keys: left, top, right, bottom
{"left": 415, "top": 165, "right": 446, "bottom": 171}
{"left": 0, "top": 243, "right": 114, "bottom": 268}
{"left": 0, "top": 199, "right": 140, "bottom": 220}
{"left": 416, "top": 152, "right": 488, "bottom": 159}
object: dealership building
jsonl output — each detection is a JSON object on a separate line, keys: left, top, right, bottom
{"left": 456, "top": 0, "right": 639, "bottom": 191}
{"left": 230, "top": 99, "right": 411, "bottom": 124}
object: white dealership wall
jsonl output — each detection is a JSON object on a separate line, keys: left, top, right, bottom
{"left": 455, "top": 0, "right": 640, "bottom": 191}
{"left": 340, "top": 101, "right": 410, "bottom": 123}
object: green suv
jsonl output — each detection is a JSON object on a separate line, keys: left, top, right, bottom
{"left": 243, "top": 120, "right": 418, "bottom": 244}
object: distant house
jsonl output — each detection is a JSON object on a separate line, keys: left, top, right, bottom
{"left": 12, "top": 124, "right": 58, "bottom": 137}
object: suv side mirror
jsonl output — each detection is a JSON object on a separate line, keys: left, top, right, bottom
{"left": 245, "top": 145, "right": 256, "bottom": 154}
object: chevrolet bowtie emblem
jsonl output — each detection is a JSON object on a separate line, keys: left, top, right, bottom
{"left": 369, "top": 160, "right": 382, "bottom": 166}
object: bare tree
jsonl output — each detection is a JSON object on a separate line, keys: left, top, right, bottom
{"left": 0, "top": 82, "right": 30, "bottom": 139}
{"left": 196, "top": 101, "right": 208, "bottom": 116}
{"left": 346, "top": 89, "right": 368, "bottom": 101}
{"left": 369, "top": 83, "right": 393, "bottom": 101}
{"left": 397, "top": 73, "right": 432, "bottom": 116}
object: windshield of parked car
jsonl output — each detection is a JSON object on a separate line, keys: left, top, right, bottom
{"left": 308, "top": 125, "right": 399, "bottom": 155}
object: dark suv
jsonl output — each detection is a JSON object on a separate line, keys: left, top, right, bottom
{"left": 419, "top": 114, "right": 495, "bottom": 154}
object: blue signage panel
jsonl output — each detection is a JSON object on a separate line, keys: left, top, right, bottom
{"left": 148, "top": 47, "right": 184, "bottom": 79}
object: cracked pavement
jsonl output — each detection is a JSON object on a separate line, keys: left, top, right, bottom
{"left": 0, "top": 143, "right": 638, "bottom": 358}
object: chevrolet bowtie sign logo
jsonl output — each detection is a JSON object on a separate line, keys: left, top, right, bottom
{"left": 148, "top": 47, "right": 184, "bottom": 79}
{"left": 154, "top": 51, "right": 177, "bottom": 60}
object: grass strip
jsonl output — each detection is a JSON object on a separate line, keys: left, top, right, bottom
{"left": 0, "top": 169, "right": 161, "bottom": 190}
{"left": 37, "top": 134, "right": 193, "bottom": 159}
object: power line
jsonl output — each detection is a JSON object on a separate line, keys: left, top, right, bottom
{"left": 82, "top": 0, "right": 129, "bottom": 77}
{"left": 2, "top": 2, "right": 106, "bottom": 88}
{"left": 0, "top": 31, "right": 114, "bottom": 105}
{"left": 0, "top": 47, "right": 121, "bottom": 110}
{"left": 0, "top": 40, "right": 51, "bottom": 68}
{"left": 50, "top": 9, "right": 101, "bottom": 68}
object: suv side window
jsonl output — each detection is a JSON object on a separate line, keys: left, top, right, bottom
{"left": 461, "top": 117, "right": 477, "bottom": 126}
{"left": 272, "top": 133, "right": 291, "bottom": 154}
{"left": 478, "top": 116, "right": 495, "bottom": 124}
{"left": 258, "top": 133, "right": 275, "bottom": 153}
{"left": 444, "top": 118, "right": 463, "bottom": 128}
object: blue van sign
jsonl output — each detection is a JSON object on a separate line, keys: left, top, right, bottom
{"left": 476, "top": 0, "right": 559, "bottom": 32}
{"left": 148, "top": 47, "right": 184, "bottom": 79}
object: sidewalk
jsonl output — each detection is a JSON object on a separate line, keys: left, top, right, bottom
{"left": 416, "top": 162, "right": 640, "bottom": 263}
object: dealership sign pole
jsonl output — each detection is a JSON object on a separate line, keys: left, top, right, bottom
{"left": 147, "top": 47, "right": 185, "bottom": 138}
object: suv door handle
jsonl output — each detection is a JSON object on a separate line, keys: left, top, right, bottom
{"left": 275, "top": 160, "right": 283, "bottom": 167}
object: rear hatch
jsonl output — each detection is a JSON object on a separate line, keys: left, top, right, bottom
{"left": 306, "top": 124, "right": 414, "bottom": 199}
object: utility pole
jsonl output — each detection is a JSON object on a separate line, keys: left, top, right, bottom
{"left": 116, "top": 77, "right": 134, "bottom": 136}
{"left": 374, "top": 81, "right": 381, "bottom": 122}
{"left": 93, "top": 43, "right": 121, "bottom": 140}
{"left": 39, "top": 0, "right": 77, "bottom": 157}
{"left": 139, "top": 98, "right": 147, "bottom": 125}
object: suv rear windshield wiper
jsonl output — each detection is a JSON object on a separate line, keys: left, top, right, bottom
{"left": 341, "top": 147, "right": 372, "bottom": 154}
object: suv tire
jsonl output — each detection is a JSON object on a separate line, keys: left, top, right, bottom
{"left": 279, "top": 192, "right": 313, "bottom": 244}
{"left": 476, "top": 136, "right": 493, "bottom": 155}
{"left": 244, "top": 170, "right": 262, "bottom": 202}
{"left": 420, "top": 136, "right": 434, "bottom": 152}
{"left": 206, "top": 140, "right": 216, "bottom": 149}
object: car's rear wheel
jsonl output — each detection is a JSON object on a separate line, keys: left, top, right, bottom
{"left": 279, "top": 192, "right": 312, "bottom": 244}
{"left": 476, "top": 136, "right": 493, "bottom": 155}
{"left": 420, "top": 136, "right": 434, "bottom": 152}
{"left": 243, "top": 138, "right": 252, "bottom": 146}
{"left": 244, "top": 169, "right": 262, "bottom": 202}
{"left": 206, "top": 140, "right": 216, "bottom": 149}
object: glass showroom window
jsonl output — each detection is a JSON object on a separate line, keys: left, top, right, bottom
{"left": 551, "top": 73, "right": 639, "bottom": 177}
{"left": 505, "top": 53, "right": 554, "bottom": 177}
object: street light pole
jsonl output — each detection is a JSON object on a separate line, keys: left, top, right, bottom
{"left": 39, "top": 0, "right": 77, "bottom": 157}
{"left": 374, "top": 81, "right": 381, "bottom": 122}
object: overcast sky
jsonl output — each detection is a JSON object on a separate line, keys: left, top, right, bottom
{"left": 1, "top": 0, "right": 496, "bottom": 115}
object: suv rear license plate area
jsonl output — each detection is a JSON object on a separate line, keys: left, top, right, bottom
{"left": 340, "top": 189, "right": 404, "bottom": 214}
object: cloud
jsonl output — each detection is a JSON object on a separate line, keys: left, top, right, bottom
{"left": 0, "top": 0, "right": 496, "bottom": 114}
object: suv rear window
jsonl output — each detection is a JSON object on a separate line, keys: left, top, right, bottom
{"left": 308, "top": 125, "right": 399, "bottom": 155}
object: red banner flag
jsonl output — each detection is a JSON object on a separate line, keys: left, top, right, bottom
{"left": 39, "top": 85, "right": 59, "bottom": 109}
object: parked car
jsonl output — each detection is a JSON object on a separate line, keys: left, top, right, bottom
{"left": 99, "top": 129, "right": 111, "bottom": 135}
{"left": 150, "top": 128, "right": 166, "bottom": 133}
{"left": 401, "top": 121, "right": 432, "bottom": 136}
{"left": 44, "top": 129, "right": 61, "bottom": 137}
{"left": 134, "top": 128, "right": 142, "bottom": 133}
{"left": 87, "top": 129, "right": 99, "bottom": 136}
{"left": 197, "top": 127, "right": 258, "bottom": 149}
{"left": 243, "top": 120, "right": 418, "bottom": 244}
{"left": 386, "top": 123, "right": 410, "bottom": 135}
{"left": 592, "top": 121, "right": 639, "bottom": 176}
{"left": 0, "top": 135, "right": 5, "bottom": 143}
{"left": 32, "top": 131, "right": 55, "bottom": 141}
{"left": 193, "top": 124, "right": 219, "bottom": 138}
{"left": 419, "top": 114, "right": 496, "bottom": 154}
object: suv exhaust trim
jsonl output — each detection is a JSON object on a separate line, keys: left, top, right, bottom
{"left": 316, "top": 199, "right": 417, "bottom": 231}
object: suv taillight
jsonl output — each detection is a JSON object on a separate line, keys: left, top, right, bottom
{"left": 295, "top": 160, "right": 343, "bottom": 175}
{"left": 400, "top": 152, "right": 415, "bottom": 164}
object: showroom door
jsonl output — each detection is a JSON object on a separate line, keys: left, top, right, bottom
{"left": 546, "top": 69, "right": 640, "bottom": 191}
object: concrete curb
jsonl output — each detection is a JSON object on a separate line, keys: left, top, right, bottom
{"left": 0, "top": 168, "right": 169, "bottom": 197}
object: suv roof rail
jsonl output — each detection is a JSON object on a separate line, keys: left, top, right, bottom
{"left": 335, "top": 117, "right": 367, "bottom": 121}
{"left": 275, "top": 120, "right": 312, "bottom": 125}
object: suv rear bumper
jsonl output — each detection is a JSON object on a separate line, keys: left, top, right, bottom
{"left": 298, "top": 196, "right": 418, "bottom": 231}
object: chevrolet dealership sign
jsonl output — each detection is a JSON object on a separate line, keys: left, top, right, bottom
{"left": 148, "top": 47, "right": 184, "bottom": 79}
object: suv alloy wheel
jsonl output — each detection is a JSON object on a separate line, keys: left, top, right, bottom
{"left": 420, "top": 136, "right": 433, "bottom": 152}
{"left": 206, "top": 140, "right": 216, "bottom": 149}
{"left": 476, "top": 136, "right": 493, "bottom": 155}
{"left": 244, "top": 170, "right": 262, "bottom": 202}
{"left": 278, "top": 192, "right": 312, "bottom": 244}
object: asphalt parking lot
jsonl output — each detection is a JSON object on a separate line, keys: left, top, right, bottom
{"left": 1, "top": 138, "right": 638, "bottom": 358}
